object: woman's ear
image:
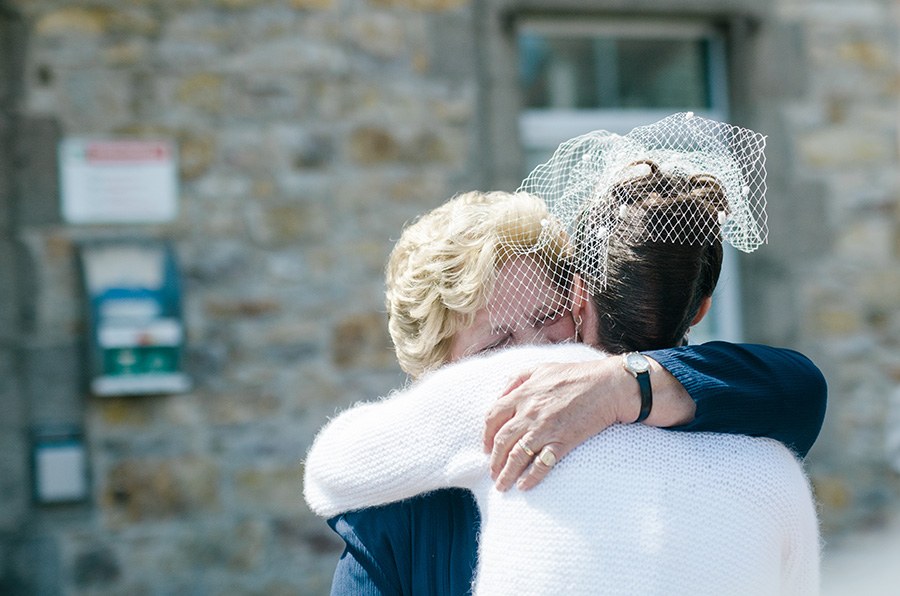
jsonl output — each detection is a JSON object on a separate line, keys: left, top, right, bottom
{"left": 569, "top": 274, "right": 600, "bottom": 345}
{"left": 691, "top": 296, "right": 713, "bottom": 326}
{"left": 569, "top": 274, "right": 589, "bottom": 321}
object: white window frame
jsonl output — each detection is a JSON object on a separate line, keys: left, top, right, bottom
{"left": 517, "top": 17, "right": 743, "bottom": 343}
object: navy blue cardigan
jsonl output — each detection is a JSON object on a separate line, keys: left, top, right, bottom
{"left": 327, "top": 342, "right": 827, "bottom": 596}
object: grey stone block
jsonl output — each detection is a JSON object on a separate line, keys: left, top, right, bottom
{"left": 23, "top": 342, "right": 85, "bottom": 424}
{"left": 0, "top": 430, "right": 29, "bottom": 533}
{"left": 71, "top": 545, "right": 121, "bottom": 589}
{"left": 13, "top": 117, "right": 62, "bottom": 227}
{"left": 0, "top": 241, "right": 17, "bottom": 337}
{"left": 427, "top": 12, "right": 476, "bottom": 82}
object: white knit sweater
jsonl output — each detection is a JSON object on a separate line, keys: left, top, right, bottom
{"left": 304, "top": 344, "right": 820, "bottom": 595}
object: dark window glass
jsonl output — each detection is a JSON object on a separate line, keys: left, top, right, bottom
{"left": 519, "top": 33, "right": 713, "bottom": 110}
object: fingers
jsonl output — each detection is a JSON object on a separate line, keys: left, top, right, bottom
{"left": 516, "top": 443, "right": 566, "bottom": 491}
{"left": 483, "top": 368, "right": 535, "bottom": 454}
{"left": 489, "top": 410, "right": 538, "bottom": 480}
{"left": 494, "top": 436, "right": 539, "bottom": 492}
{"left": 488, "top": 419, "right": 519, "bottom": 480}
{"left": 483, "top": 400, "right": 516, "bottom": 454}
{"left": 495, "top": 440, "right": 566, "bottom": 492}
{"left": 499, "top": 369, "right": 532, "bottom": 398}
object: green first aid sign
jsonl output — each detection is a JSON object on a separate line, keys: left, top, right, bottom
{"left": 102, "top": 346, "right": 179, "bottom": 376}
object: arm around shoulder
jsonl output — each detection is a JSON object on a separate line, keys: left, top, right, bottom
{"left": 645, "top": 341, "right": 827, "bottom": 458}
{"left": 303, "top": 351, "right": 524, "bottom": 516}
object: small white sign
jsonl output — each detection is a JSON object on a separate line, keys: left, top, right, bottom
{"left": 60, "top": 138, "right": 179, "bottom": 224}
{"left": 92, "top": 373, "right": 192, "bottom": 397}
{"left": 35, "top": 442, "right": 88, "bottom": 503}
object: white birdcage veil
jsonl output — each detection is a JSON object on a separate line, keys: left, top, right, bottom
{"left": 486, "top": 112, "right": 767, "bottom": 337}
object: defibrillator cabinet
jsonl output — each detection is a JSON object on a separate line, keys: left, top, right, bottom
{"left": 80, "top": 241, "right": 191, "bottom": 396}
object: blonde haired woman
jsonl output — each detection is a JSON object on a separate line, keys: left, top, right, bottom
{"left": 385, "top": 190, "right": 577, "bottom": 378}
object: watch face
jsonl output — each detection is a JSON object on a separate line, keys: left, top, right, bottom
{"left": 625, "top": 352, "right": 650, "bottom": 373}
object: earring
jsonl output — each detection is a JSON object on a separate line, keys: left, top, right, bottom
{"left": 574, "top": 315, "right": 583, "bottom": 342}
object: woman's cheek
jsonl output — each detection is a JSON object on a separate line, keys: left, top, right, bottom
{"left": 544, "top": 315, "right": 577, "bottom": 344}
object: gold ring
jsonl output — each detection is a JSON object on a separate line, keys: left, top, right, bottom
{"left": 538, "top": 447, "right": 558, "bottom": 467}
{"left": 517, "top": 439, "right": 536, "bottom": 458}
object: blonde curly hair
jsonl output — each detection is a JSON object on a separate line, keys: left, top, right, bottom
{"left": 385, "top": 191, "right": 572, "bottom": 378}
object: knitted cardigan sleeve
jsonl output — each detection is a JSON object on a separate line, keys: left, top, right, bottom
{"left": 303, "top": 344, "right": 604, "bottom": 518}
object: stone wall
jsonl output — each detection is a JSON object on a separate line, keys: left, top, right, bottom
{"left": 3, "top": 0, "right": 479, "bottom": 594}
{"left": 0, "top": 5, "right": 33, "bottom": 594}
{"left": 1, "top": 0, "right": 899, "bottom": 594}
{"left": 743, "top": 0, "right": 900, "bottom": 534}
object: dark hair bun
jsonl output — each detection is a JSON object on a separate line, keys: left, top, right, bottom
{"left": 609, "top": 160, "right": 728, "bottom": 245}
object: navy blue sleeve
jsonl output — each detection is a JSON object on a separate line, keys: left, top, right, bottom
{"left": 644, "top": 341, "right": 827, "bottom": 458}
{"left": 327, "top": 489, "right": 480, "bottom": 596}
{"left": 331, "top": 552, "right": 390, "bottom": 596}
{"left": 328, "top": 507, "right": 405, "bottom": 596}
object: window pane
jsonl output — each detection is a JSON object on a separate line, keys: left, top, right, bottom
{"left": 519, "top": 33, "right": 713, "bottom": 110}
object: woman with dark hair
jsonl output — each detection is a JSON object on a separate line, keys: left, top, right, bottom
{"left": 305, "top": 156, "right": 820, "bottom": 594}
{"left": 581, "top": 162, "right": 726, "bottom": 352}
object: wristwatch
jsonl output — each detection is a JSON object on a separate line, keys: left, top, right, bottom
{"left": 622, "top": 352, "right": 652, "bottom": 423}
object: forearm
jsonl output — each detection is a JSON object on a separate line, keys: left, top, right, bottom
{"left": 482, "top": 342, "right": 824, "bottom": 491}
{"left": 614, "top": 356, "right": 697, "bottom": 427}
{"left": 644, "top": 341, "right": 827, "bottom": 457}
{"left": 484, "top": 352, "right": 695, "bottom": 491}
{"left": 304, "top": 350, "right": 527, "bottom": 516}
{"left": 303, "top": 398, "right": 451, "bottom": 517}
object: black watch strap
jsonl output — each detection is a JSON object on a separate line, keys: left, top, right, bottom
{"left": 634, "top": 370, "right": 652, "bottom": 423}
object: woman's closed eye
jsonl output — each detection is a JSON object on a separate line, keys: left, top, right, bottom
{"left": 479, "top": 334, "right": 512, "bottom": 354}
